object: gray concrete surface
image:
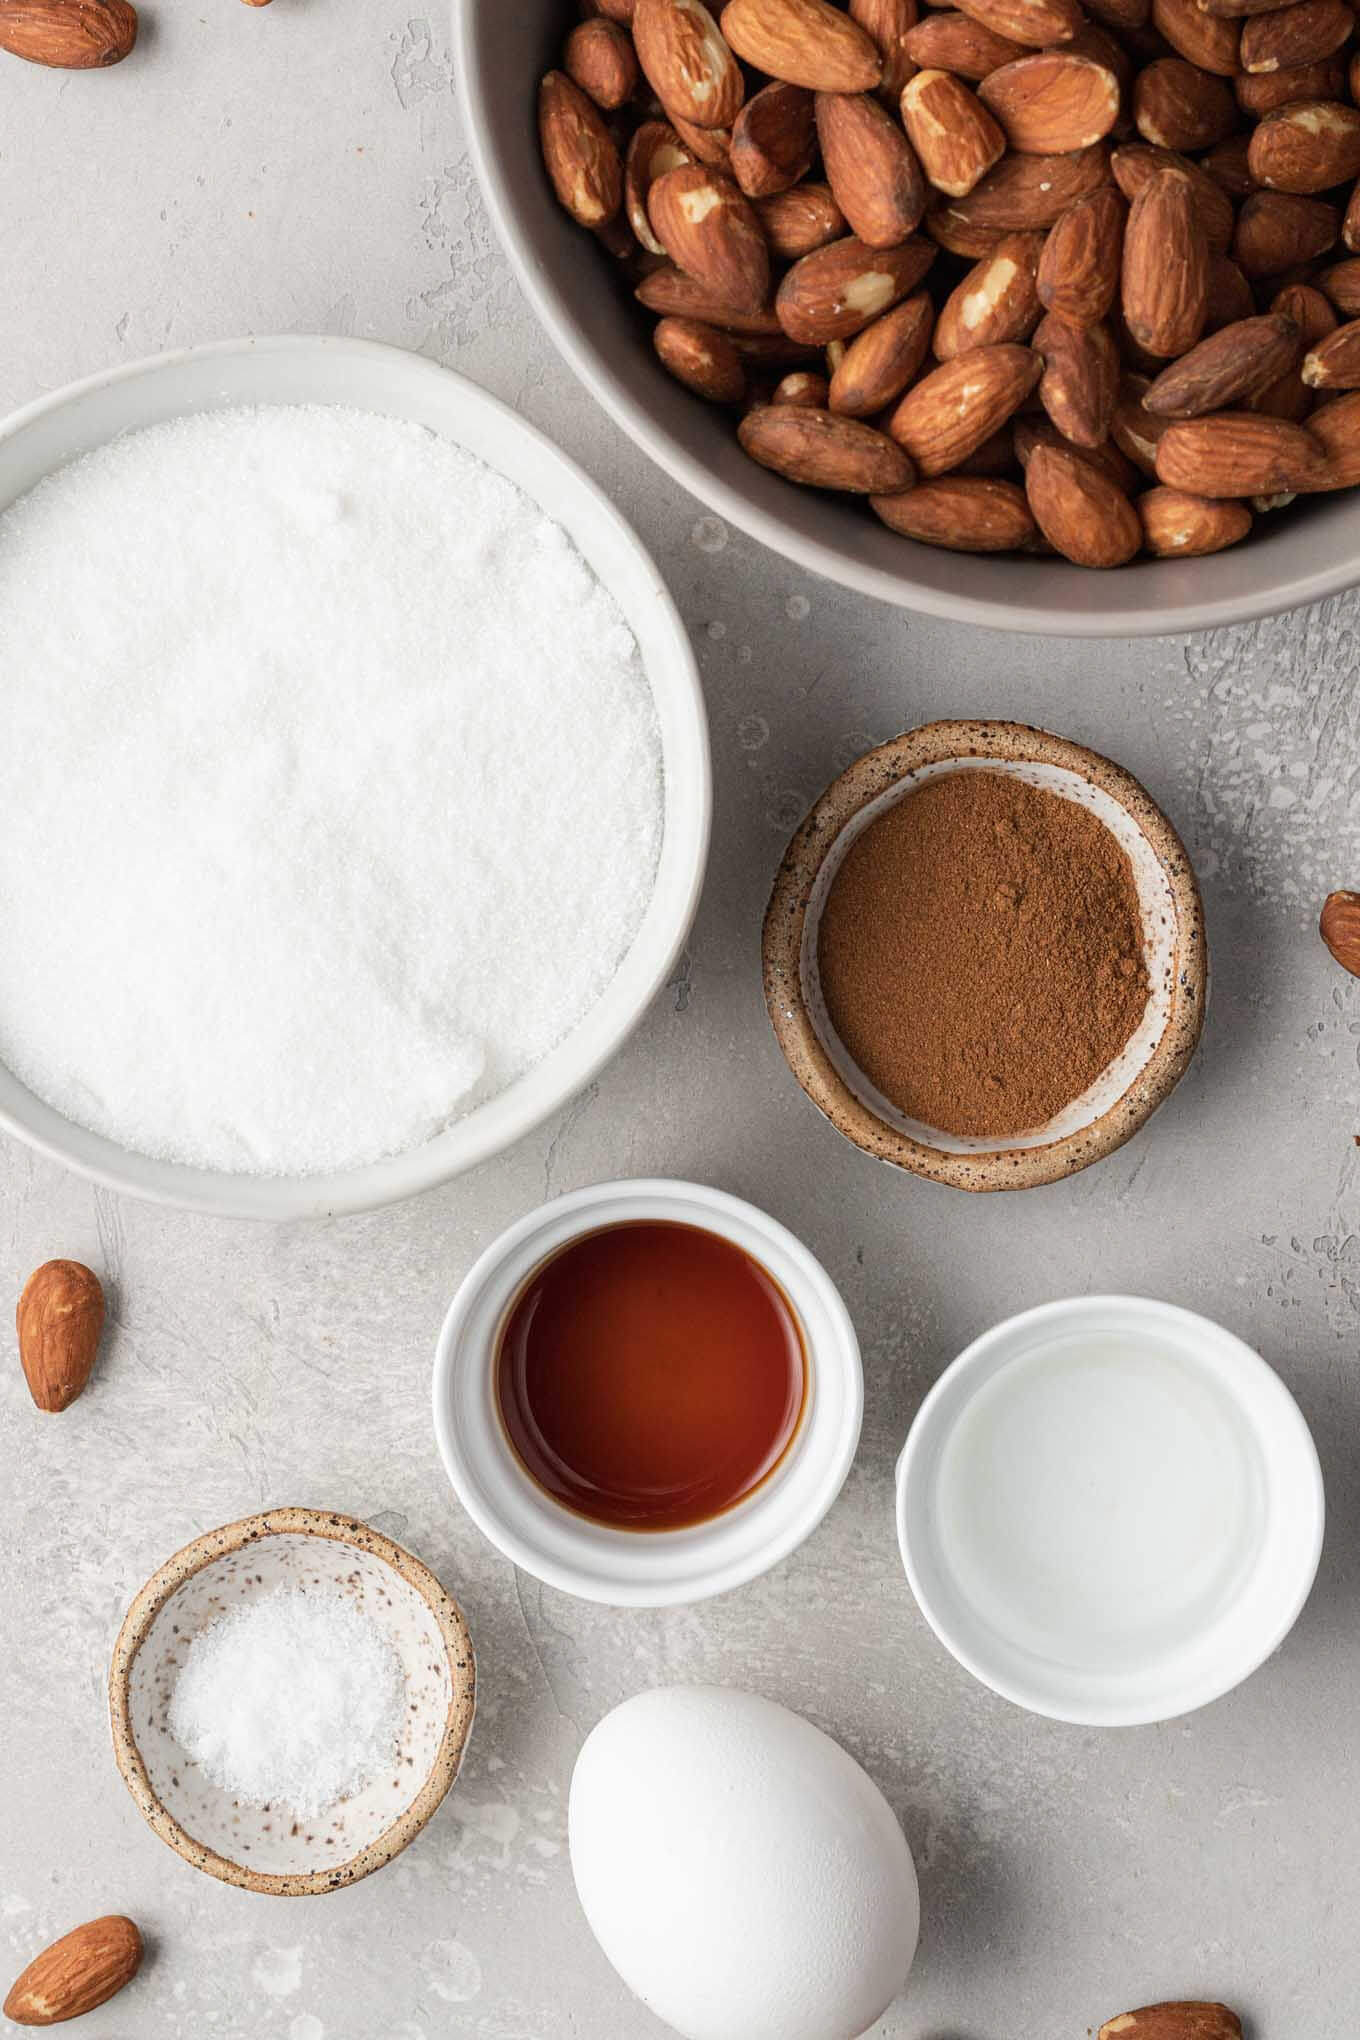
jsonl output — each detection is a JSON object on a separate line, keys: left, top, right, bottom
{"left": 1, "top": 6, "right": 1357, "bottom": 2037}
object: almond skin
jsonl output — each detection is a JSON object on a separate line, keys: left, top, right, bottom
{"left": 0, "top": 0, "right": 136, "bottom": 66}
{"left": 978, "top": 52, "right": 1122, "bottom": 153}
{"left": 1111, "top": 144, "right": 1233, "bottom": 252}
{"left": 1038, "top": 185, "right": 1125, "bottom": 321}
{"left": 934, "top": 232, "right": 1044, "bottom": 356}
{"left": 829, "top": 291, "right": 936, "bottom": 412}
{"left": 1155, "top": 411, "right": 1327, "bottom": 494}
{"left": 815, "top": 90, "right": 927, "bottom": 245}
{"left": 654, "top": 316, "right": 747, "bottom": 399}
{"left": 871, "top": 474, "right": 1038, "bottom": 547}
{"left": 776, "top": 232, "right": 935, "bottom": 341}
{"left": 1249, "top": 100, "right": 1360, "bottom": 194}
{"left": 903, "top": 10, "right": 1028, "bottom": 79}
{"left": 1033, "top": 309, "right": 1120, "bottom": 444}
{"left": 887, "top": 341, "right": 1042, "bottom": 472}
{"left": 1138, "top": 485, "right": 1252, "bottom": 554}
{"left": 1142, "top": 313, "right": 1302, "bottom": 414}
{"left": 720, "top": 0, "right": 883, "bottom": 90}
{"left": 540, "top": 71, "right": 624, "bottom": 227}
{"left": 632, "top": 0, "right": 744, "bottom": 128}
{"left": 1320, "top": 890, "right": 1360, "bottom": 975}
{"left": 4, "top": 1915, "right": 142, "bottom": 2024}
{"left": 730, "top": 82, "right": 816, "bottom": 198}
{"left": 16, "top": 1260, "right": 105, "bottom": 1414}
{"left": 1099, "top": 2007, "right": 1243, "bottom": 2040}
{"left": 900, "top": 69, "right": 1007, "bottom": 197}
{"left": 1025, "top": 440, "right": 1141, "bottom": 562}
{"left": 1122, "top": 167, "right": 1208, "bottom": 357}
{"left": 648, "top": 163, "right": 771, "bottom": 310}
{"left": 738, "top": 403, "right": 916, "bottom": 488}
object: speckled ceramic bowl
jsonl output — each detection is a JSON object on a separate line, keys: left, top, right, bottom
{"left": 109, "top": 1508, "right": 475, "bottom": 1896}
{"left": 762, "top": 720, "right": 1206, "bottom": 1192}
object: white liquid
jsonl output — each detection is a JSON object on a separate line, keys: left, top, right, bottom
{"left": 935, "top": 1331, "right": 1268, "bottom": 1674}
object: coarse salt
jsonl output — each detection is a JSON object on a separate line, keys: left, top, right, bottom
{"left": 166, "top": 1585, "right": 405, "bottom": 1817}
{"left": 0, "top": 406, "right": 663, "bottom": 1174}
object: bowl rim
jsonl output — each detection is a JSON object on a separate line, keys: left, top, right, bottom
{"left": 893, "top": 1293, "right": 1326, "bottom": 1725}
{"left": 453, "top": 12, "right": 1357, "bottom": 639}
{"left": 107, "top": 1507, "right": 476, "bottom": 1896}
{"left": 0, "top": 333, "right": 710, "bottom": 1219}
{"left": 761, "top": 718, "right": 1206, "bottom": 1191}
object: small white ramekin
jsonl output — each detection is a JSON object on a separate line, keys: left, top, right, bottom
{"left": 896, "top": 1296, "right": 1324, "bottom": 1727}
{"left": 432, "top": 1180, "right": 863, "bottom": 1607}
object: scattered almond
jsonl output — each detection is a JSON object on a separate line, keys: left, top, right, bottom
{"left": 16, "top": 1260, "right": 105, "bottom": 1414}
{"left": 0, "top": 0, "right": 136, "bottom": 66}
{"left": 1098, "top": 2006, "right": 1243, "bottom": 2040}
{"left": 4, "top": 1915, "right": 141, "bottom": 2025}
{"left": 1320, "top": 890, "right": 1360, "bottom": 976}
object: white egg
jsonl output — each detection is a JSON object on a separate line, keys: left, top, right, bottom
{"left": 568, "top": 1685, "right": 920, "bottom": 2040}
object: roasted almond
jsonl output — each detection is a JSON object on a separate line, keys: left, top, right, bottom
{"left": 1320, "top": 890, "right": 1360, "bottom": 974}
{"left": 776, "top": 231, "right": 935, "bottom": 340}
{"left": 935, "top": 140, "right": 1112, "bottom": 238}
{"left": 1319, "top": 255, "right": 1360, "bottom": 313}
{"left": 0, "top": 0, "right": 136, "bottom": 66}
{"left": 1099, "top": 2007, "right": 1243, "bottom": 2040}
{"left": 1085, "top": 0, "right": 1151, "bottom": 31}
{"left": 1034, "top": 309, "right": 1120, "bottom": 443}
{"left": 772, "top": 368, "right": 831, "bottom": 405}
{"left": 1248, "top": 100, "right": 1360, "bottom": 193}
{"left": 636, "top": 262, "right": 783, "bottom": 331}
{"left": 903, "top": 9, "right": 1027, "bottom": 77}
{"left": 1303, "top": 316, "right": 1360, "bottom": 385}
{"left": 1122, "top": 166, "right": 1208, "bottom": 356}
{"left": 1203, "top": 252, "right": 1257, "bottom": 331}
{"left": 1133, "top": 57, "right": 1237, "bottom": 153}
{"left": 1273, "top": 279, "right": 1339, "bottom": 344}
{"left": 1199, "top": 132, "right": 1256, "bottom": 196}
{"left": 1015, "top": 411, "right": 1140, "bottom": 486}
{"left": 1234, "top": 190, "right": 1339, "bottom": 275}
{"left": 1143, "top": 312, "right": 1302, "bottom": 413}
{"left": 935, "top": 231, "right": 1044, "bottom": 354}
{"left": 565, "top": 17, "right": 640, "bottom": 109}
{"left": 755, "top": 180, "right": 847, "bottom": 255}
{"left": 731, "top": 82, "right": 816, "bottom": 198}
{"left": 900, "top": 69, "right": 1007, "bottom": 196}
{"left": 887, "top": 341, "right": 1042, "bottom": 471}
{"left": 16, "top": 1260, "right": 105, "bottom": 1413}
{"left": 871, "top": 474, "right": 1037, "bottom": 546}
{"left": 1137, "top": 487, "right": 1252, "bottom": 554}
{"left": 978, "top": 52, "right": 1122, "bottom": 153}
{"left": 1236, "top": 54, "right": 1346, "bottom": 116}
{"left": 648, "top": 162, "right": 771, "bottom": 309}
{"left": 668, "top": 108, "right": 734, "bottom": 167}
{"left": 1151, "top": 0, "right": 1240, "bottom": 74}
{"left": 1038, "top": 185, "right": 1125, "bottom": 321}
{"left": 849, "top": 0, "right": 920, "bottom": 99}
{"left": 1112, "top": 143, "right": 1233, "bottom": 251}
{"left": 1024, "top": 440, "right": 1141, "bottom": 562}
{"left": 720, "top": 0, "right": 883, "bottom": 89}
{"left": 633, "top": 0, "right": 744, "bottom": 128}
{"left": 738, "top": 403, "right": 916, "bottom": 487}
{"left": 626, "top": 121, "right": 695, "bottom": 250}
{"left": 654, "top": 315, "right": 747, "bottom": 399}
{"left": 540, "top": 71, "right": 625, "bottom": 228}
{"left": 4, "top": 1915, "right": 142, "bottom": 2025}
{"left": 1308, "top": 384, "right": 1360, "bottom": 481}
{"left": 816, "top": 89, "right": 927, "bottom": 244}
{"left": 953, "top": 0, "right": 1083, "bottom": 48}
{"left": 1155, "top": 411, "right": 1326, "bottom": 492}
{"left": 1112, "top": 374, "right": 1171, "bottom": 471}
{"left": 1241, "top": 0, "right": 1352, "bottom": 74}
{"left": 829, "top": 290, "right": 936, "bottom": 411}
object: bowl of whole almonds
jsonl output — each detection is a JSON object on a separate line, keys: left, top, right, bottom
{"left": 457, "top": 0, "right": 1360, "bottom": 635}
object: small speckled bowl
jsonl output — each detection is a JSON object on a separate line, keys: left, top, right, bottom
{"left": 109, "top": 1508, "right": 475, "bottom": 1896}
{"left": 762, "top": 720, "right": 1206, "bottom": 1193}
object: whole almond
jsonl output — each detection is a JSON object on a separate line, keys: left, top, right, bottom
{"left": 1234, "top": 191, "right": 1339, "bottom": 275}
{"left": 1151, "top": 0, "right": 1240, "bottom": 74}
{"left": 953, "top": 0, "right": 1083, "bottom": 48}
{"left": 773, "top": 368, "right": 832, "bottom": 405}
{"left": 1249, "top": 100, "right": 1360, "bottom": 193}
{"left": 540, "top": 71, "right": 624, "bottom": 227}
{"left": 636, "top": 262, "right": 783, "bottom": 330}
{"left": 1038, "top": 185, "right": 1125, "bottom": 321}
{"left": 1138, "top": 485, "right": 1252, "bottom": 553}
{"left": 1204, "top": 253, "right": 1257, "bottom": 331}
{"left": 1237, "top": 54, "right": 1346, "bottom": 116}
{"left": 1143, "top": 312, "right": 1302, "bottom": 413}
{"left": 0, "top": 0, "right": 136, "bottom": 66}
{"left": 871, "top": 474, "right": 1038, "bottom": 546}
{"left": 756, "top": 180, "right": 847, "bottom": 255}
{"left": 648, "top": 162, "right": 771, "bottom": 309}
{"left": 565, "top": 17, "right": 640, "bottom": 108}
{"left": 4, "top": 1915, "right": 141, "bottom": 2024}
{"left": 1024, "top": 440, "right": 1141, "bottom": 562}
{"left": 887, "top": 341, "right": 1042, "bottom": 471}
{"left": 936, "top": 141, "right": 1112, "bottom": 232}
{"left": 720, "top": 0, "right": 884, "bottom": 89}
{"left": 1112, "top": 374, "right": 1171, "bottom": 471}
{"left": 1122, "top": 166, "right": 1208, "bottom": 356}
{"left": 900, "top": 69, "right": 1007, "bottom": 196}
{"left": 903, "top": 10, "right": 1027, "bottom": 78}
{"left": 1034, "top": 310, "right": 1120, "bottom": 443}
{"left": 626, "top": 121, "right": 695, "bottom": 251}
{"left": 1308, "top": 385, "right": 1360, "bottom": 481}
{"left": 1015, "top": 412, "right": 1140, "bottom": 486}
{"left": 1320, "top": 890, "right": 1360, "bottom": 974}
{"left": 1319, "top": 255, "right": 1360, "bottom": 313}
{"left": 1155, "top": 411, "right": 1326, "bottom": 492}
{"left": 1099, "top": 2007, "right": 1243, "bottom": 2040}
{"left": 1274, "top": 279, "right": 1339, "bottom": 344}
{"left": 1303, "top": 317, "right": 1360, "bottom": 386}
{"left": 654, "top": 315, "right": 747, "bottom": 399}
{"left": 979, "top": 52, "right": 1122, "bottom": 153}
{"left": 632, "top": 0, "right": 745, "bottom": 128}
{"left": 731, "top": 82, "right": 816, "bottom": 197}
{"left": 738, "top": 403, "right": 916, "bottom": 487}
{"left": 776, "top": 232, "right": 935, "bottom": 340}
{"left": 829, "top": 290, "right": 936, "bottom": 411}
{"left": 1111, "top": 143, "right": 1233, "bottom": 250}
{"left": 1133, "top": 58, "right": 1237, "bottom": 152}
{"left": 816, "top": 90, "right": 927, "bottom": 244}
{"left": 1200, "top": 133, "right": 1255, "bottom": 195}
{"left": 16, "top": 1260, "right": 105, "bottom": 1414}
{"left": 935, "top": 232, "right": 1044, "bottom": 356}
{"left": 850, "top": 0, "right": 919, "bottom": 99}
{"left": 1241, "top": 0, "right": 1352, "bottom": 73}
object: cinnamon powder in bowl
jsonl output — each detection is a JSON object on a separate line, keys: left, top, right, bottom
{"left": 762, "top": 721, "right": 1206, "bottom": 1193}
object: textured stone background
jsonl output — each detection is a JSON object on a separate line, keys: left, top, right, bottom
{"left": 1, "top": 6, "right": 1358, "bottom": 2037}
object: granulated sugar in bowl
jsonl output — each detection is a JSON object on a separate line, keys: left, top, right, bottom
{"left": 0, "top": 341, "right": 708, "bottom": 1214}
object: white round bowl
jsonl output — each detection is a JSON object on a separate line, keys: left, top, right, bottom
{"left": 896, "top": 1296, "right": 1324, "bottom": 1726}
{"left": 432, "top": 1179, "right": 863, "bottom": 1607}
{"left": 0, "top": 336, "right": 709, "bottom": 1218}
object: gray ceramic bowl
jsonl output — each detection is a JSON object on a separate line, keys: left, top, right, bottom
{"left": 456, "top": 3, "right": 1360, "bottom": 638}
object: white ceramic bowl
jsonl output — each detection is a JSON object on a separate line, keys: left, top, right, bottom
{"left": 432, "top": 1179, "right": 863, "bottom": 1606}
{"left": 896, "top": 1296, "right": 1324, "bottom": 1726}
{"left": 456, "top": 2, "right": 1360, "bottom": 638}
{"left": 0, "top": 336, "right": 709, "bottom": 1218}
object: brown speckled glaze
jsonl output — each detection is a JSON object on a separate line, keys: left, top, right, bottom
{"left": 108, "top": 1508, "right": 476, "bottom": 1897}
{"left": 761, "top": 720, "right": 1207, "bottom": 1193}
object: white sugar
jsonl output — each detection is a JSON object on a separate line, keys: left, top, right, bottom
{"left": 0, "top": 406, "right": 662, "bottom": 1173}
{"left": 167, "top": 1585, "right": 404, "bottom": 1818}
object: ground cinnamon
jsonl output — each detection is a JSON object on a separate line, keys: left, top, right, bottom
{"left": 816, "top": 769, "right": 1150, "bottom": 1139}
